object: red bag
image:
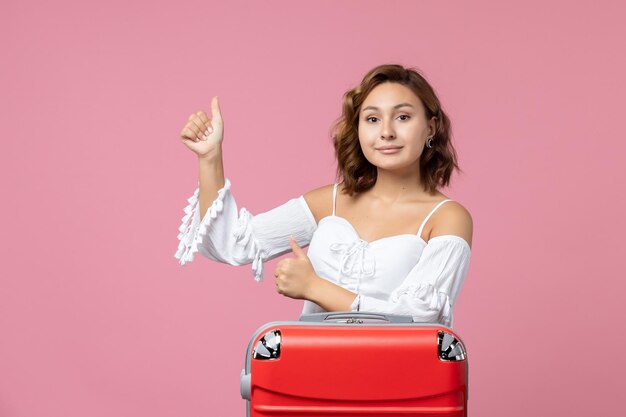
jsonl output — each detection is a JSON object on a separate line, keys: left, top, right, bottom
{"left": 240, "top": 312, "right": 468, "bottom": 416}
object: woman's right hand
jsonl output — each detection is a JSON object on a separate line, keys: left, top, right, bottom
{"left": 180, "top": 96, "right": 224, "bottom": 159}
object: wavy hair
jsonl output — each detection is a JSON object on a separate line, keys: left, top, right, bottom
{"left": 330, "top": 64, "right": 461, "bottom": 196}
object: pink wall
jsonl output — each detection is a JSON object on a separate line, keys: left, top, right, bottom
{"left": 2, "top": 0, "right": 625, "bottom": 416}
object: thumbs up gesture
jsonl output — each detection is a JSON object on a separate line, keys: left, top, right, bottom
{"left": 274, "top": 236, "right": 320, "bottom": 300}
{"left": 180, "top": 96, "right": 224, "bottom": 159}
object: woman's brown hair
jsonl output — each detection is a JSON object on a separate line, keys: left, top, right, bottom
{"left": 330, "top": 64, "right": 461, "bottom": 196}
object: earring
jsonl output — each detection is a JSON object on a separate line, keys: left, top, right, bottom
{"left": 426, "top": 137, "right": 433, "bottom": 148}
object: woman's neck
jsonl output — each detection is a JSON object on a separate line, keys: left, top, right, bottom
{"left": 368, "top": 166, "right": 429, "bottom": 203}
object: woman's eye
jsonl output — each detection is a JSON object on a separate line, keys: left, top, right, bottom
{"left": 399, "top": 115, "right": 410, "bottom": 121}
{"left": 366, "top": 116, "right": 378, "bottom": 123}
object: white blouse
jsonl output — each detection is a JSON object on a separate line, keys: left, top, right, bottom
{"left": 175, "top": 178, "right": 471, "bottom": 328}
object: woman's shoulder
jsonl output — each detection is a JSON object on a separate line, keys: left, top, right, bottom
{"left": 302, "top": 183, "right": 336, "bottom": 224}
{"left": 429, "top": 198, "right": 473, "bottom": 249}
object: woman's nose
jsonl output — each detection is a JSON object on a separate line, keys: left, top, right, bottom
{"left": 380, "top": 119, "right": 396, "bottom": 139}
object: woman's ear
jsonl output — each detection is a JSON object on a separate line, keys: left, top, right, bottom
{"left": 429, "top": 116, "right": 438, "bottom": 136}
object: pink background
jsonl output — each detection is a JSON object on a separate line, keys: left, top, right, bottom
{"left": 2, "top": 0, "right": 625, "bottom": 416}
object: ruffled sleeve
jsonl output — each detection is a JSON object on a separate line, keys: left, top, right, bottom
{"left": 174, "top": 178, "right": 318, "bottom": 282}
{"left": 349, "top": 235, "right": 471, "bottom": 328}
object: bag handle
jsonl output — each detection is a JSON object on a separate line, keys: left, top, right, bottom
{"left": 299, "top": 312, "right": 414, "bottom": 323}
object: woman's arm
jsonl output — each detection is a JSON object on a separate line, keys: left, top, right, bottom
{"left": 198, "top": 147, "right": 225, "bottom": 220}
{"left": 179, "top": 97, "right": 226, "bottom": 220}
{"left": 176, "top": 98, "right": 318, "bottom": 281}
{"left": 306, "top": 277, "right": 358, "bottom": 312}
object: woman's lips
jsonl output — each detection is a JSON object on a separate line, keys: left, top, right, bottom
{"left": 377, "top": 147, "right": 403, "bottom": 154}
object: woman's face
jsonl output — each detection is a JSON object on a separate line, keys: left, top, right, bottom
{"left": 358, "top": 82, "right": 436, "bottom": 172}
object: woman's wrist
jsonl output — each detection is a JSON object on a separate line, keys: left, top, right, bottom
{"left": 305, "top": 274, "right": 323, "bottom": 303}
{"left": 197, "top": 146, "right": 223, "bottom": 163}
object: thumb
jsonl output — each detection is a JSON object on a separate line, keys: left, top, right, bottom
{"left": 289, "top": 236, "right": 306, "bottom": 258}
{"left": 211, "top": 96, "right": 223, "bottom": 124}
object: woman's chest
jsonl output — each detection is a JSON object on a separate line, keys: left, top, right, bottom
{"left": 333, "top": 197, "right": 442, "bottom": 243}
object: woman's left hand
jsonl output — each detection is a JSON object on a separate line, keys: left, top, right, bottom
{"left": 274, "top": 236, "right": 319, "bottom": 300}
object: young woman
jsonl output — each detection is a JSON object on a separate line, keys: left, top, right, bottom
{"left": 175, "top": 64, "right": 472, "bottom": 328}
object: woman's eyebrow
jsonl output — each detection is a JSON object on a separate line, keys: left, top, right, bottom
{"left": 362, "top": 103, "right": 415, "bottom": 112}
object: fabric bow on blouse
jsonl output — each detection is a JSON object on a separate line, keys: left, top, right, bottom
{"left": 329, "top": 239, "right": 377, "bottom": 290}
